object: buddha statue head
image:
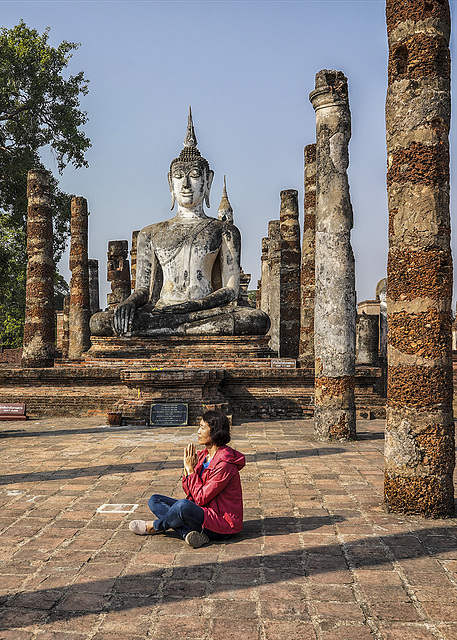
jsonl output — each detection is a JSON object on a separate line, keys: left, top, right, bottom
{"left": 168, "top": 108, "right": 214, "bottom": 212}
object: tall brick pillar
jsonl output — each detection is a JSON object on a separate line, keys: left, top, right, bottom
{"left": 256, "top": 278, "right": 262, "bottom": 310}
{"left": 267, "top": 220, "right": 281, "bottom": 354}
{"left": 279, "top": 189, "right": 301, "bottom": 358}
{"left": 130, "top": 230, "right": 139, "bottom": 291}
{"left": 310, "top": 70, "right": 356, "bottom": 441}
{"left": 61, "top": 295, "right": 70, "bottom": 359}
{"left": 88, "top": 259, "right": 100, "bottom": 316}
{"left": 384, "top": 0, "right": 454, "bottom": 516}
{"left": 259, "top": 238, "right": 269, "bottom": 315}
{"left": 69, "top": 197, "right": 91, "bottom": 359}
{"left": 376, "top": 278, "right": 388, "bottom": 361}
{"left": 107, "top": 241, "right": 131, "bottom": 309}
{"left": 299, "top": 143, "right": 316, "bottom": 365}
{"left": 22, "top": 169, "right": 55, "bottom": 368}
{"left": 238, "top": 270, "right": 252, "bottom": 306}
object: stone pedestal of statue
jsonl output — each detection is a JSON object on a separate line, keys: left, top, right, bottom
{"left": 84, "top": 335, "right": 275, "bottom": 362}
{"left": 82, "top": 335, "right": 276, "bottom": 425}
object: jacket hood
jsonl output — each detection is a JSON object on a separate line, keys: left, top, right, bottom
{"left": 207, "top": 445, "right": 245, "bottom": 470}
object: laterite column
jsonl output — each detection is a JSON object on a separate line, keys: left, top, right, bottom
{"left": 384, "top": 0, "right": 454, "bottom": 516}
{"left": 22, "top": 169, "right": 55, "bottom": 367}
{"left": 62, "top": 295, "right": 70, "bottom": 359}
{"left": 279, "top": 189, "right": 301, "bottom": 358}
{"left": 107, "top": 241, "right": 131, "bottom": 308}
{"left": 69, "top": 197, "right": 91, "bottom": 358}
{"left": 299, "top": 143, "right": 316, "bottom": 365}
{"left": 259, "top": 238, "right": 269, "bottom": 315}
{"left": 310, "top": 70, "right": 356, "bottom": 440}
{"left": 267, "top": 220, "right": 281, "bottom": 354}
{"left": 88, "top": 259, "right": 100, "bottom": 316}
{"left": 356, "top": 313, "right": 379, "bottom": 366}
{"left": 130, "top": 230, "right": 139, "bottom": 291}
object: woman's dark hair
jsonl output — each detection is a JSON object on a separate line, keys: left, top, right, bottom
{"left": 202, "top": 410, "right": 231, "bottom": 447}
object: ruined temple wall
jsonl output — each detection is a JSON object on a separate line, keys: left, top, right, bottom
{"left": 22, "top": 169, "right": 55, "bottom": 368}
{"left": 384, "top": 0, "right": 454, "bottom": 516}
{"left": 310, "top": 70, "right": 356, "bottom": 441}
{"left": 299, "top": 144, "right": 316, "bottom": 364}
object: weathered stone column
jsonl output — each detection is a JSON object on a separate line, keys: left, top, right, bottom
{"left": 61, "top": 295, "right": 70, "bottom": 359}
{"left": 88, "top": 259, "right": 100, "bottom": 316}
{"left": 22, "top": 169, "right": 56, "bottom": 368}
{"left": 310, "top": 70, "right": 356, "bottom": 441}
{"left": 259, "top": 237, "right": 269, "bottom": 315}
{"left": 238, "top": 269, "right": 252, "bottom": 307}
{"left": 68, "top": 197, "right": 91, "bottom": 359}
{"left": 267, "top": 220, "right": 281, "bottom": 354}
{"left": 299, "top": 143, "right": 316, "bottom": 365}
{"left": 130, "top": 230, "right": 139, "bottom": 291}
{"left": 107, "top": 240, "right": 131, "bottom": 308}
{"left": 256, "top": 278, "right": 262, "bottom": 309}
{"left": 384, "top": 0, "right": 454, "bottom": 516}
{"left": 55, "top": 311, "right": 64, "bottom": 354}
{"left": 356, "top": 312, "right": 379, "bottom": 366}
{"left": 279, "top": 189, "right": 301, "bottom": 358}
{"left": 376, "top": 278, "right": 388, "bottom": 360}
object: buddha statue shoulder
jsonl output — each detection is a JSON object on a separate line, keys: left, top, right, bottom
{"left": 90, "top": 109, "right": 270, "bottom": 338}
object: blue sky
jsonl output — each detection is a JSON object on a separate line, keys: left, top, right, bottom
{"left": 2, "top": 0, "right": 456, "bottom": 306}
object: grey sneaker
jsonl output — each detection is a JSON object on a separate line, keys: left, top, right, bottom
{"left": 185, "top": 530, "right": 210, "bottom": 548}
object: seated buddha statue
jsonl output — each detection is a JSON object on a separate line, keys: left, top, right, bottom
{"left": 90, "top": 110, "right": 270, "bottom": 338}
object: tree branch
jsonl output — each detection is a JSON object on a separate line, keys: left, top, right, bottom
{"left": 0, "top": 104, "right": 31, "bottom": 121}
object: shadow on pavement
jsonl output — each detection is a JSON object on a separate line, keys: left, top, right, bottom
{"left": 0, "top": 448, "right": 345, "bottom": 486}
{"left": 1, "top": 524, "right": 456, "bottom": 629}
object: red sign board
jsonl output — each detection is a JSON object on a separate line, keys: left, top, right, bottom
{"left": 0, "top": 403, "right": 26, "bottom": 421}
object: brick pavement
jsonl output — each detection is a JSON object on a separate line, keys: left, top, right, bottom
{"left": 0, "top": 416, "right": 456, "bottom": 639}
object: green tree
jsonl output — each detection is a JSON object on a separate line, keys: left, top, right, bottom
{"left": 0, "top": 20, "right": 90, "bottom": 348}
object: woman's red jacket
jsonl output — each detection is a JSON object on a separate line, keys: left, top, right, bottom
{"left": 182, "top": 445, "right": 245, "bottom": 535}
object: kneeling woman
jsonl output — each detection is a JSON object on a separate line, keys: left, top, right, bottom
{"left": 129, "top": 410, "right": 245, "bottom": 548}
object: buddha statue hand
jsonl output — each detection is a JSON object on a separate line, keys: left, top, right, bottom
{"left": 114, "top": 301, "right": 135, "bottom": 335}
{"left": 114, "top": 288, "right": 149, "bottom": 335}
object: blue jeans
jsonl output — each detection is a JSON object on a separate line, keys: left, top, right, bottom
{"left": 148, "top": 494, "right": 231, "bottom": 541}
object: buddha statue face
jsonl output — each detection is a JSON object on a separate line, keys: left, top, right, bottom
{"left": 168, "top": 159, "right": 214, "bottom": 212}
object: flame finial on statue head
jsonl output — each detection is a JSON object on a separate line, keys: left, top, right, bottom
{"left": 170, "top": 107, "right": 211, "bottom": 169}
{"left": 183, "top": 106, "right": 197, "bottom": 148}
{"left": 168, "top": 108, "right": 214, "bottom": 210}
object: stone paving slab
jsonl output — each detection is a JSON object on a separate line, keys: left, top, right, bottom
{"left": 0, "top": 416, "right": 456, "bottom": 639}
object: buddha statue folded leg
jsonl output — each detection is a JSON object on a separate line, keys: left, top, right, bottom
{"left": 161, "top": 307, "right": 270, "bottom": 337}
{"left": 90, "top": 305, "right": 270, "bottom": 337}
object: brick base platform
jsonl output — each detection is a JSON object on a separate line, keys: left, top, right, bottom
{"left": 0, "top": 336, "right": 387, "bottom": 423}
{"left": 0, "top": 364, "right": 386, "bottom": 424}
{"left": 118, "top": 368, "right": 228, "bottom": 424}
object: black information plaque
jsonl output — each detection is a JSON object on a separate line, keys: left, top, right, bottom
{"left": 150, "top": 403, "right": 188, "bottom": 426}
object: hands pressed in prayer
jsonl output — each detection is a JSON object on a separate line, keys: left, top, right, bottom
{"left": 183, "top": 442, "right": 198, "bottom": 477}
